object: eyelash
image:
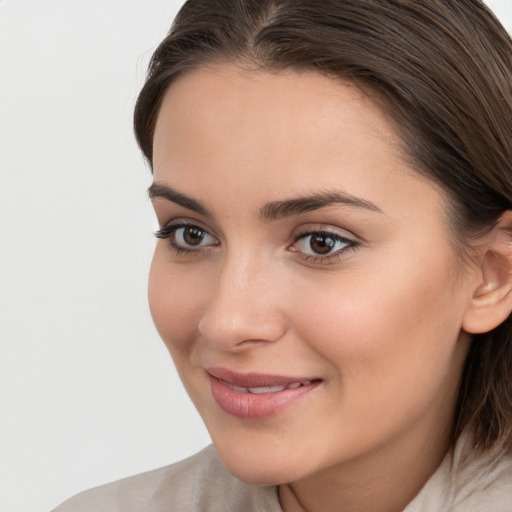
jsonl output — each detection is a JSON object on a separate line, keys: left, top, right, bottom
{"left": 291, "top": 229, "right": 358, "bottom": 264}
{"left": 154, "top": 222, "right": 218, "bottom": 256}
{"left": 154, "top": 223, "right": 359, "bottom": 263}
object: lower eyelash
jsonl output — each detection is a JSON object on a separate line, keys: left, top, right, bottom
{"left": 295, "top": 249, "right": 354, "bottom": 265}
{"left": 292, "top": 231, "right": 359, "bottom": 264}
{"left": 154, "top": 224, "right": 198, "bottom": 255}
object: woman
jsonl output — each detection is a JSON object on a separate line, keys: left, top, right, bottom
{"left": 54, "top": 1, "right": 512, "bottom": 510}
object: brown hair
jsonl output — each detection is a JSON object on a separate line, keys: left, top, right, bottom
{"left": 134, "top": 0, "right": 512, "bottom": 453}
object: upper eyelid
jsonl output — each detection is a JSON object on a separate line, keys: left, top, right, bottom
{"left": 295, "top": 226, "right": 352, "bottom": 236}
{"left": 158, "top": 218, "right": 218, "bottom": 235}
{"left": 292, "top": 224, "right": 358, "bottom": 241}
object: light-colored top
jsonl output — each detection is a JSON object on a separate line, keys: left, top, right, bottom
{"left": 53, "top": 439, "right": 512, "bottom": 511}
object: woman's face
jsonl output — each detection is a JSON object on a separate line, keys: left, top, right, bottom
{"left": 149, "top": 64, "right": 476, "bottom": 485}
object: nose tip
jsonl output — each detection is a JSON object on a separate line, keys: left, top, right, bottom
{"left": 197, "top": 264, "right": 287, "bottom": 351}
{"left": 198, "top": 309, "right": 286, "bottom": 350}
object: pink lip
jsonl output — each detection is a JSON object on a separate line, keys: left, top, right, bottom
{"left": 206, "top": 367, "right": 321, "bottom": 420}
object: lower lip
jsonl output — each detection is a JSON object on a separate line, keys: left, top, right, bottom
{"left": 209, "top": 375, "right": 319, "bottom": 419}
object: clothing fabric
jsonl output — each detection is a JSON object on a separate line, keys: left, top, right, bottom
{"left": 53, "top": 445, "right": 280, "bottom": 512}
{"left": 53, "top": 439, "right": 512, "bottom": 511}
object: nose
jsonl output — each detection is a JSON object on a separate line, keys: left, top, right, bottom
{"left": 198, "top": 254, "right": 288, "bottom": 351}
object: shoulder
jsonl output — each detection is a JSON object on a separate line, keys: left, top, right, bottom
{"left": 405, "top": 439, "right": 512, "bottom": 512}
{"left": 52, "top": 445, "right": 279, "bottom": 512}
{"left": 451, "top": 449, "right": 512, "bottom": 511}
{"left": 52, "top": 446, "right": 216, "bottom": 512}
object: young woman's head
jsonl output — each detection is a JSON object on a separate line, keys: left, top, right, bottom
{"left": 134, "top": 0, "right": 512, "bottom": 494}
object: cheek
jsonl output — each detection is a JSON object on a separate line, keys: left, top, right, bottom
{"left": 289, "top": 255, "right": 466, "bottom": 398}
{"left": 148, "top": 247, "right": 206, "bottom": 356}
{"left": 282, "top": 265, "right": 468, "bottom": 453}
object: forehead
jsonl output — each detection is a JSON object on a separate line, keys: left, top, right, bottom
{"left": 153, "top": 64, "right": 402, "bottom": 161}
{"left": 152, "top": 63, "right": 442, "bottom": 220}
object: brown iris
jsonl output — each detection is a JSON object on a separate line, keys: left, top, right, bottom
{"left": 309, "top": 233, "right": 336, "bottom": 254}
{"left": 183, "top": 226, "right": 206, "bottom": 246}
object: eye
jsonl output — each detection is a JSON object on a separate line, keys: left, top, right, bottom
{"left": 290, "top": 230, "right": 357, "bottom": 262}
{"left": 155, "top": 222, "right": 219, "bottom": 254}
{"left": 174, "top": 226, "right": 216, "bottom": 248}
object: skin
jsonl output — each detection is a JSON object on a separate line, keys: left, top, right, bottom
{"left": 148, "top": 64, "right": 483, "bottom": 512}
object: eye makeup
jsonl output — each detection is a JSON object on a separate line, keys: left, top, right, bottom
{"left": 155, "top": 222, "right": 219, "bottom": 255}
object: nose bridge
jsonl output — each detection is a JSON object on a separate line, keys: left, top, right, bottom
{"left": 222, "top": 250, "right": 254, "bottom": 294}
{"left": 198, "top": 248, "right": 286, "bottom": 349}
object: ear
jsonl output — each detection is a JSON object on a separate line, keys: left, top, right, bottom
{"left": 462, "top": 211, "right": 512, "bottom": 334}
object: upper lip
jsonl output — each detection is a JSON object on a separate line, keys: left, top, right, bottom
{"left": 205, "top": 366, "right": 320, "bottom": 388}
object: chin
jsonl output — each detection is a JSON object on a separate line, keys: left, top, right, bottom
{"left": 211, "top": 435, "right": 314, "bottom": 486}
{"left": 219, "top": 454, "right": 297, "bottom": 486}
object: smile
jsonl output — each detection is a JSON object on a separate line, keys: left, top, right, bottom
{"left": 206, "top": 367, "right": 321, "bottom": 419}
{"left": 222, "top": 379, "right": 314, "bottom": 394}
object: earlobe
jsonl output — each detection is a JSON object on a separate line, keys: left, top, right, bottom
{"left": 462, "top": 212, "right": 512, "bottom": 335}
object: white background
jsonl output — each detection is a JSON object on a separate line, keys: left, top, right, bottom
{"left": 1, "top": 1, "right": 511, "bottom": 511}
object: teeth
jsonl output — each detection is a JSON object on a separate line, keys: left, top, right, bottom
{"left": 248, "top": 386, "right": 286, "bottom": 394}
{"left": 223, "top": 379, "right": 313, "bottom": 394}
{"left": 231, "top": 385, "right": 249, "bottom": 393}
{"left": 286, "top": 380, "right": 312, "bottom": 389}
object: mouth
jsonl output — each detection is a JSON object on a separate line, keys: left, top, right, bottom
{"left": 205, "top": 367, "right": 322, "bottom": 419}
{"left": 220, "top": 378, "right": 315, "bottom": 394}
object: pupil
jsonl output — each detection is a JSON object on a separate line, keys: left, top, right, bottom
{"left": 184, "top": 227, "right": 204, "bottom": 246}
{"left": 310, "top": 234, "right": 334, "bottom": 254}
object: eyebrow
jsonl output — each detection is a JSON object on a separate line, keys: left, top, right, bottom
{"left": 260, "top": 191, "right": 383, "bottom": 220}
{"left": 148, "top": 182, "right": 383, "bottom": 220}
{"left": 148, "top": 182, "right": 212, "bottom": 217}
